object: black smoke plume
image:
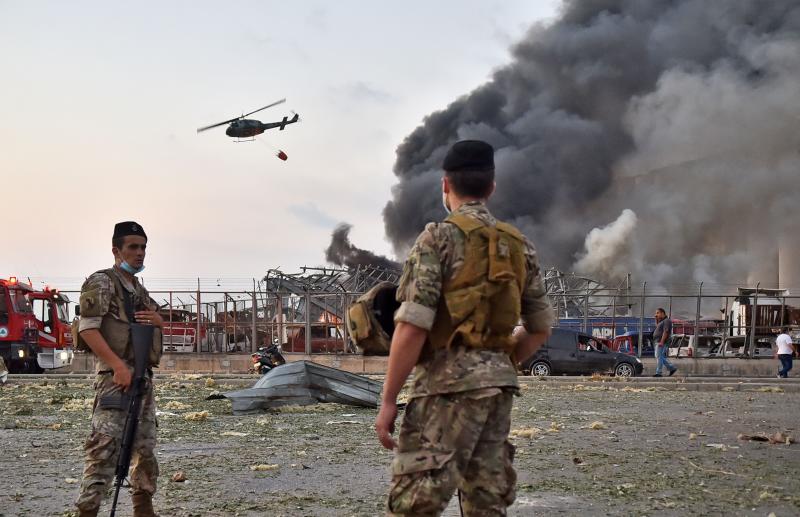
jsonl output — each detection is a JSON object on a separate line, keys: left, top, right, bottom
{"left": 326, "top": 223, "right": 400, "bottom": 270}
{"left": 383, "top": 0, "right": 800, "bottom": 291}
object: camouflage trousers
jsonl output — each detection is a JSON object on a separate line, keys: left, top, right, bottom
{"left": 75, "top": 372, "right": 159, "bottom": 512}
{"left": 387, "top": 388, "right": 516, "bottom": 517}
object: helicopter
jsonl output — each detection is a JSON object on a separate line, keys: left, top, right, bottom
{"left": 197, "top": 99, "right": 299, "bottom": 139}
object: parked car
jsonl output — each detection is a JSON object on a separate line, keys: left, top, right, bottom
{"left": 521, "top": 328, "right": 643, "bottom": 377}
{"left": 667, "top": 334, "right": 723, "bottom": 358}
{"left": 709, "top": 336, "right": 775, "bottom": 358}
{"left": 610, "top": 331, "right": 655, "bottom": 357}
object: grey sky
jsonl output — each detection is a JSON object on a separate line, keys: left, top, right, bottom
{"left": 0, "top": 1, "right": 559, "bottom": 287}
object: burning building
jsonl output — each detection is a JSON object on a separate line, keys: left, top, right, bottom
{"left": 380, "top": 0, "right": 800, "bottom": 291}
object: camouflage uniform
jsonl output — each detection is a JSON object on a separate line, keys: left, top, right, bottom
{"left": 75, "top": 267, "right": 160, "bottom": 514}
{"left": 388, "top": 201, "right": 553, "bottom": 516}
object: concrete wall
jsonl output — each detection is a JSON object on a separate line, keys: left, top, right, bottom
{"left": 62, "top": 352, "right": 782, "bottom": 377}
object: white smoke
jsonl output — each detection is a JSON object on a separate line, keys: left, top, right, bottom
{"left": 575, "top": 209, "right": 638, "bottom": 279}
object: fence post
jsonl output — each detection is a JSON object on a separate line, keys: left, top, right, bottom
{"left": 251, "top": 289, "right": 258, "bottom": 353}
{"left": 342, "top": 293, "right": 350, "bottom": 353}
{"left": 748, "top": 283, "right": 760, "bottom": 358}
{"left": 611, "top": 290, "right": 617, "bottom": 339}
{"left": 694, "top": 282, "right": 703, "bottom": 339}
{"left": 196, "top": 278, "right": 201, "bottom": 355}
{"left": 223, "top": 294, "right": 228, "bottom": 353}
{"left": 638, "top": 282, "right": 646, "bottom": 359}
{"left": 721, "top": 296, "right": 729, "bottom": 358}
{"left": 305, "top": 292, "right": 312, "bottom": 355}
{"left": 583, "top": 287, "right": 589, "bottom": 333}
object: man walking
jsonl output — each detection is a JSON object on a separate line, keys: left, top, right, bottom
{"left": 653, "top": 307, "right": 677, "bottom": 377}
{"left": 75, "top": 221, "right": 163, "bottom": 517}
{"left": 375, "top": 140, "right": 554, "bottom": 516}
{"left": 776, "top": 328, "right": 796, "bottom": 378}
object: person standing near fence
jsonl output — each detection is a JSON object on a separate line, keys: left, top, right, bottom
{"left": 653, "top": 307, "right": 677, "bottom": 377}
{"left": 75, "top": 221, "right": 163, "bottom": 517}
{"left": 776, "top": 328, "right": 796, "bottom": 378}
{"left": 374, "top": 140, "right": 554, "bottom": 516}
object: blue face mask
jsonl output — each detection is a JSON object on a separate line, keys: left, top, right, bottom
{"left": 119, "top": 261, "right": 145, "bottom": 275}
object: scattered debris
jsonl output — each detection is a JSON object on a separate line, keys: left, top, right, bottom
{"left": 60, "top": 398, "right": 94, "bottom": 412}
{"left": 549, "top": 421, "right": 563, "bottom": 433}
{"left": 737, "top": 432, "right": 795, "bottom": 445}
{"left": 621, "top": 386, "right": 656, "bottom": 393}
{"left": 206, "top": 391, "right": 225, "bottom": 400}
{"left": 250, "top": 464, "right": 280, "bottom": 471}
{"left": 171, "top": 471, "right": 187, "bottom": 482}
{"left": 65, "top": 478, "right": 79, "bottom": 484}
{"left": 325, "top": 420, "right": 360, "bottom": 425}
{"left": 184, "top": 411, "right": 210, "bottom": 422}
{"left": 756, "top": 386, "right": 784, "bottom": 393}
{"left": 205, "top": 378, "right": 217, "bottom": 388}
{"left": 681, "top": 456, "right": 744, "bottom": 477}
{"left": 589, "top": 421, "right": 606, "bottom": 430}
{"left": 511, "top": 427, "right": 541, "bottom": 439}
{"left": 689, "top": 433, "right": 698, "bottom": 440}
{"left": 572, "top": 457, "right": 586, "bottom": 466}
{"left": 163, "top": 401, "right": 191, "bottom": 411}
{"left": 221, "top": 431, "right": 248, "bottom": 437}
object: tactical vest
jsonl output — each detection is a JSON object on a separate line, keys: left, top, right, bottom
{"left": 348, "top": 282, "right": 399, "bottom": 356}
{"left": 427, "top": 213, "right": 526, "bottom": 354}
{"left": 76, "top": 268, "right": 162, "bottom": 371}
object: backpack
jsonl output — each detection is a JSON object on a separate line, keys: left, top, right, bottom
{"left": 348, "top": 282, "right": 399, "bottom": 356}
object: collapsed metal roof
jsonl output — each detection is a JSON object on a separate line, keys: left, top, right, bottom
{"left": 223, "top": 360, "right": 383, "bottom": 414}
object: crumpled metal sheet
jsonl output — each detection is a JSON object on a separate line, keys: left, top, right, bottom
{"left": 223, "top": 360, "right": 383, "bottom": 414}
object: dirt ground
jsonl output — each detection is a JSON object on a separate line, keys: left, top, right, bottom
{"left": 1, "top": 375, "right": 799, "bottom": 517}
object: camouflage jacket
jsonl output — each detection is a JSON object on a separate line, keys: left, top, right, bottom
{"left": 78, "top": 266, "right": 158, "bottom": 370}
{"left": 395, "top": 201, "right": 554, "bottom": 398}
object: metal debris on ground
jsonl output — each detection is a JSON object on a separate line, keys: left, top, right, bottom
{"left": 223, "top": 360, "right": 382, "bottom": 414}
{"left": 737, "top": 432, "right": 795, "bottom": 445}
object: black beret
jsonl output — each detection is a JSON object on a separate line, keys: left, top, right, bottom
{"left": 442, "top": 140, "right": 495, "bottom": 172}
{"left": 113, "top": 221, "right": 147, "bottom": 241}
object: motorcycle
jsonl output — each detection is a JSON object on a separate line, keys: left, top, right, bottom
{"left": 250, "top": 343, "right": 286, "bottom": 375}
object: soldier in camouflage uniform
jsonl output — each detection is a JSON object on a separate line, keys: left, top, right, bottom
{"left": 75, "top": 221, "right": 163, "bottom": 517}
{"left": 375, "top": 140, "right": 554, "bottom": 516}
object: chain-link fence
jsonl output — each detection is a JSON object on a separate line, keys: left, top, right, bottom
{"left": 53, "top": 283, "right": 799, "bottom": 358}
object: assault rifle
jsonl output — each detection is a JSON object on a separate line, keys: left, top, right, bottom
{"left": 106, "top": 323, "right": 153, "bottom": 517}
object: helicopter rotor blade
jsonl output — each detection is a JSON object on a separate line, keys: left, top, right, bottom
{"left": 243, "top": 98, "right": 286, "bottom": 118}
{"left": 196, "top": 116, "right": 241, "bottom": 133}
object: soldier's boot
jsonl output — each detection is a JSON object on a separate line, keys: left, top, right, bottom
{"left": 131, "top": 491, "right": 158, "bottom": 517}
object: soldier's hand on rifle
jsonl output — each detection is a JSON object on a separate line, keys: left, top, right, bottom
{"left": 375, "top": 401, "right": 398, "bottom": 450}
{"left": 112, "top": 364, "right": 133, "bottom": 391}
{"left": 135, "top": 309, "right": 164, "bottom": 329}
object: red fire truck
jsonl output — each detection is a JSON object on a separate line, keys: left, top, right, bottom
{"left": 29, "top": 287, "right": 75, "bottom": 369}
{"left": 0, "top": 277, "right": 75, "bottom": 373}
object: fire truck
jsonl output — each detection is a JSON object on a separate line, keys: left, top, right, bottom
{"left": 29, "top": 286, "right": 75, "bottom": 369}
{"left": 0, "top": 277, "right": 74, "bottom": 373}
